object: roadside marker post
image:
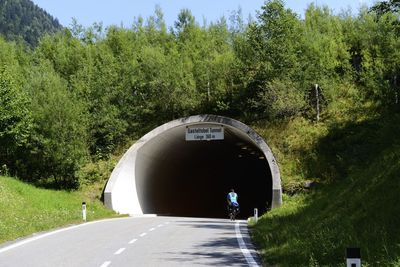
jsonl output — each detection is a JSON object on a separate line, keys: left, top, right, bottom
{"left": 346, "top": 248, "right": 361, "bottom": 267}
{"left": 82, "top": 202, "right": 87, "bottom": 221}
{"left": 254, "top": 208, "right": 258, "bottom": 223}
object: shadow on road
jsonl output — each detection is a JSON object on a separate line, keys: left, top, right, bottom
{"left": 158, "top": 219, "right": 259, "bottom": 266}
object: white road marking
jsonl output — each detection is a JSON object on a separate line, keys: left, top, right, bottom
{"left": 235, "top": 222, "right": 260, "bottom": 267}
{"left": 149, "top": 228, "right": 155, "bottom": 231}
{"left": 0, "top": 218, "right": 129, "bottom": 254}
{"left": 128, "top": 238, "right": 138, "bottom": 244}
{"left": 157, "top": 224, "right": 163, "bottom": 227}
{"left": 114, "top": 248, "right": 126, "bottom": 255}
{"left": 139, "top": 232, "right": 147, "bottom": 237}
{"left": 100, "top": 261, "right": 111, "bottom": 267}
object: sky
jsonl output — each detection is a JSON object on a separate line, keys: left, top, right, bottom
{"left": 32, "top": 0, "right": 376, "bottom": 29}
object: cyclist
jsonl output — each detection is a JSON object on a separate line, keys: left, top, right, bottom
{"left": 227, "top": 189, "right": 239, "bottom": 220}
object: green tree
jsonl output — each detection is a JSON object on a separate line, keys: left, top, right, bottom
{"left": 371, "top": 0, "right": 400, "bottom": 16}
{"left": 300, "top": 5, "right": 351, "bottom": 84}
{"left": 25, "top": 61, "right": 88, "bottom": 188}
{"left": 199, "top": 19, "right": 237, "bottom": 113}
{"left": 253, "top": 0, "right": 302, "bottom": 80}
{"left": 71, "top": 41, "right": 129, "bottom": 157}
{"left": 299, "top": 5, "right": 352, "bottom": 118}
{"left": 0, "top": 66, "right": 32, "bottom": 176}
{"left": 344, "top": 9, "right": 400, "bottom": 105}
{"left": 238, "top": 0, "right": 304, "bottom": 120}
{"left": 36, "top": 29, "right": 87, "bottom": 83}
{"left": 174, "top": 8, "right": 196, "bottom": 38}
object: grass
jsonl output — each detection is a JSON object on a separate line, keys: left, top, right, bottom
{"left": 0, "top": 176, "right": 118, "bottom": 244}
{"left": 251, "top": 109, "right": 400, "bottom": 266}
{"left": 1, "top": 96, "right": 399, "bottom": 266}
{"left": 253, "top": 116, "right": 329, "bottom": 192}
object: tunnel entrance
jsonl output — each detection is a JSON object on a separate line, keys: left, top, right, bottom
{"left": 104, "top": 115, "right": 282, "bottom": 218}
{"left": 138, "top": 125, "right": 272, "bottom": 219}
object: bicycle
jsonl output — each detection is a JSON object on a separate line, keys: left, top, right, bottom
{"left": 228, "top": 202, "right": 240, "bottom": 221}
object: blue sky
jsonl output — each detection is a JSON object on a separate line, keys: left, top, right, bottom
{"left": 32, "top": 0, "right": 376, "bottom": 29}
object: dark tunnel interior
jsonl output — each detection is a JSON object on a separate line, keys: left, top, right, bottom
{"left": 135, "top": 125, "right": 272, "bottom": 219}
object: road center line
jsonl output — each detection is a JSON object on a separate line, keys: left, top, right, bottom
{"left": 235, "top": 222, "right": 260, "bottom": 267}
{"left": 100, "top": 261, "right": 111, "bottom": 267}
{"left": 139, "top": 232, "right": 147, "bottom": 237}
{"left": 149, "top": 228, "right": 155, "bottom": 231}
{"left": 157, "top": 224, "right": 163, "bottom": 227}
{"left": 114, "top": 248, "right": 126, "bottom": 255}
{"left": 129, "top": 238, "right": 137, "bottom": 244}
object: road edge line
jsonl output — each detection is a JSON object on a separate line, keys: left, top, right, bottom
{"left": 235, "top": 221, "right": 260, "bottom": 267}
{"left": 0, "top": 217, "right": 131, "bottom": 254}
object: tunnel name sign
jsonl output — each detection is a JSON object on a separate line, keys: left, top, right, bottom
{"left": 185, "top": 126, "right": 224, "bottom": 141}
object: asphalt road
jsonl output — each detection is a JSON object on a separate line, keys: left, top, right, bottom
{"left": 0, "top": 216, "right": 261, "bottom": 267}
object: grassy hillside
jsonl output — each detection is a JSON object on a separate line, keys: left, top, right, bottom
{"left": 0, "top": 176, "right": 116, "bottom": 244}
{"left": 251, "top": 109, "right": 400, "bottom": 266}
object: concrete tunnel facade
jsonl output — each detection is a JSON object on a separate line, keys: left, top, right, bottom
{"left": 104, "top": 114, "right": 282, "bottom": 218}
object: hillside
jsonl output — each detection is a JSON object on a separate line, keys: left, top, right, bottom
{"left": 0, "top": 0, "right": 62, "bottom": 47}
{"left": 0, "top": 176, "right": 116, "bottom": 244}
{"left": 251, "top": 108, "right": 400, "bottom": 266}
{"left": 0, "top": 0, "right": 399, "bottom": 265}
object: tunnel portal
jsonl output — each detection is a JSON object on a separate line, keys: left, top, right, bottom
{"left": 104, "top": 115, "right": 282, "bottom": 219}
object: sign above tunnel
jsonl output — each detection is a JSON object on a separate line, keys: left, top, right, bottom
{"left": 185, "top": 125, "right": 224, "bottom": 141}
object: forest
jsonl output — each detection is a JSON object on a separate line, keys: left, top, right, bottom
{"left": 0, "top": 0, "right": 399, "bottom": 190}
{"left": 0, "top": 0, "right": 62, "bottom": 47}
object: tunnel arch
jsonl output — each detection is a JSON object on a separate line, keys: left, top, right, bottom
{"left": 104, "top": 114, "right": 282, "bottom": 218}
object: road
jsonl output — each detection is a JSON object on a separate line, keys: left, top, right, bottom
{"left": 0, "top": 216, "right": 261, "bottom": 267}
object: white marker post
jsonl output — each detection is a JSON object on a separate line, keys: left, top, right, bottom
{"left": 82, "top": 202, "right": 87, "bottom": 221}
{"left": 346, "top": 248, "right": 361, "bottom": 267}
{"left": 254, "top": 208, "right": 258, "bottom": 223}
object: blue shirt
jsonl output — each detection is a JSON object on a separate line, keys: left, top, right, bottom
{"left": 228, "top": 192, "right": 238, "bottom": 204}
